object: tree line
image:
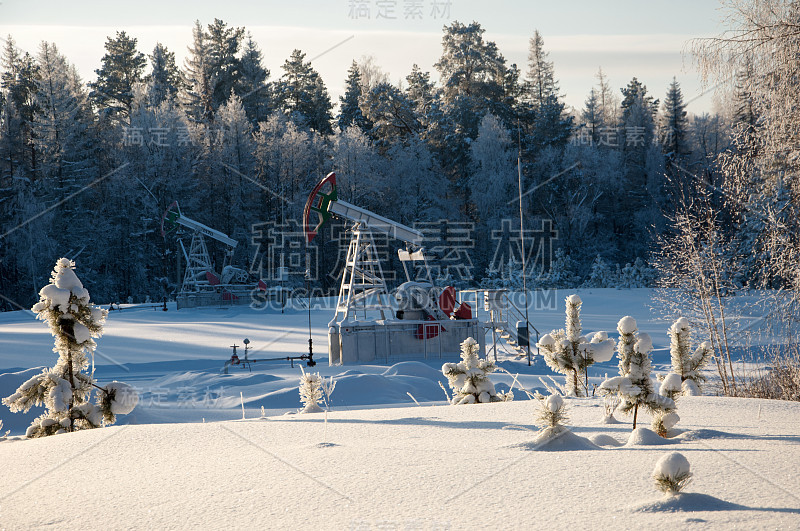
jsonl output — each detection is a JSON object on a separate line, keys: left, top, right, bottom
{"left": 0, "top": 16, "right": 761, "bottom": 308}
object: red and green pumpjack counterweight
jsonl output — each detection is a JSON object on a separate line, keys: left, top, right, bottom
{"left": 303, "top": 172, "right": 338, "bottom": 243}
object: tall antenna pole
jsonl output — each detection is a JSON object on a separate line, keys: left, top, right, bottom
{"left": 517, "top": 121, "right": 532, "bottom": 366}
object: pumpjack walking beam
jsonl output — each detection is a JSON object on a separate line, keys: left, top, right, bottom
{"left": 303, "top": 172, "right": 424, "bottom": 323}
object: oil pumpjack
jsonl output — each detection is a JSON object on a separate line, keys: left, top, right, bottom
{"left": 303, "top": 172, "right": 484, "bottom": 365}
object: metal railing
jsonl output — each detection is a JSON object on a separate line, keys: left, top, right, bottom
{"left": 458, "top": 289, "right": 540, "bottom": 361}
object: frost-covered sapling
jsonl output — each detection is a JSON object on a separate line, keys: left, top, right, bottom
{"left": 536, "top": 393, "right": 569, "bottom": 433}
{"left": 665, "top": 317, "right": 713, "bottom": 396}
{"left": 320, "top": 374, "right": 336, "bottom": 410}
{"left": 651, "top": 410, "right": 680, "bottom": 437}
{"left": 536, "top": 295, "right": 615, "bottom": 397}
{"left": 599, "top": 316, "right": 675, "bottom": 431}
{"left": 659, "top": 373, "right": 684, "bottom": 401}
{"left": 96, "top": 381, "right": 138, "bottom": 423}
{"left": 602, "top": 391, "right": 622, "bottom": 424}
{"left": 442, "top": 337, "right": 512, "bottom": 404}
{"left": 2, "top": 258, "right": 137, "bottom": 437}
{"left": 653, "top": 452, "right": 692, "bottom": 496}
{"left": 299, "top": 368, "right": 324, "bottom": 413}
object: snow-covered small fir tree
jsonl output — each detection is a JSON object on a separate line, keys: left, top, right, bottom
{"left": 298, "top": 368, "right": 324, "bottom": 413}
{"left": 652, "top": 452, "right": 692, "bottom": 496}
{"left": 659, "top": 373, "right": 683, "bottom": 401}
{"left": 536, "top": 295, "right": 615, "bottom": 396}
{"left": 536, "top": 393, "right": 569, "bottom": 431}
{"left": 651, "top": 410, "right": 680, "bottom": 437}
{"left": 665, "top": 317, "right": 713, "bottom": 396}
{"left": 442, "top": 337, "right": 512, "bottom": 404}
{"left": 599, "top": 316, "right": 675, "bottom": 431}
{"left": 2, "top": 258, "right": 137, "bottom": 437}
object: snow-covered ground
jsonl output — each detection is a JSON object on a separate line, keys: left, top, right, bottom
{"left": 1, "top": 289, "right": 797, "bottom": 528}
{"left": 1, "top": 288, "right": 705, "bottom": 434}
{"left": 1, "top": 397, "right": 798, "bottom": 528}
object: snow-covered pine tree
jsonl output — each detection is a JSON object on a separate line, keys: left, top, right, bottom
{"left": 204, "top": 18, "right": 245, "bottom": 111}
{"left": 652, "top": 452, "right": 692, "bottom": 495}
{"left": 145, "top": 42, "right": 181, "bottom": 107}
{"left": 618, "top": 258, "right": 657, "bottom": 288}
{"left": 434, "top": 21, "right": 506, "bottom": 111}
{"left": 2, "top": 258, "right": 137, "bottom": 437}
{"left": 274, "top": 49, "right": 333, "bottom": 135}
{"left": 599, "top": 316, "right": 675, "bottom": 431}
{"left": 32, "top": 42, "right": 92, "bottom": 190}
{"left": 582, "top": 88, "right": 602, "bottom": 144}
{"left": 536, "top": 295, "right": 615, "bottom": 396}
{"left": 298, "top": 368, "right": 324, "bottom": 413}
{"left": 330, "top": 125, "right": 385, "bottom": 211}
{"left": 210, "top": 92, "right": 257, "bottom": 236}
{"left": 524, "top": 30, "right": 573, "bottom": 151}
{"left": 651, "top": 410, "right": 680, "bottom": 438}
{"left": 359, "top": 81, "right": 419, "bottom": 147}
{"left": 535, "top": 393, "right": 569, "bottom": 431}
{"left": 238, "top": 34, "right": 271, "bottom": 123}
{"left": 525, "top": 30, "right": 556, "bottom": 111}
{"left": 469, "top": 113, "right": 515, "bottom": 219}
{"left": 442, "top": 337, "right": 512, "bottom": 404}
{"left": 181, "top": 20, "right": 215, "bottom": 123}
{"left": 386, "top": 136, "right": 446, "bottom": 224}
{"left": 659, "top": 373, "right": 683, "bottom": 401}
{"left": 665, "top": 317, "right": 713, "bottom": 396}
{"left": 619, "top": 78, "right": 658, "bottom": 215}
{"left": 337, "top": 60, "right": 370, "bottom": 133}
{"left": 534, "top": 249, "right": 581, "bottom": 289}
{"left": 88, "top": 31, "right": 146, "bottom": 123}
{"left": 660, "top": 77, "right": 688, "bottom": 158}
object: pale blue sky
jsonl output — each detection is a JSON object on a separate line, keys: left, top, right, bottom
{"left": 0, "top": 0, "right": 727, "bottom": 113}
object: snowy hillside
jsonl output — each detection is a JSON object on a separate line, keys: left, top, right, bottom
{"left": 1, "top": 397, "right": 799, "bottom": 529}
{"left": 0, "top": 289, "right": 765, "bottom": 436}
{"left": 1, "top": 288, "right": 797, "bottom": 528}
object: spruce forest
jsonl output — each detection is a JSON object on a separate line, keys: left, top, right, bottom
{"left": 0, "top": 4, "right": 797, "bottom": 315}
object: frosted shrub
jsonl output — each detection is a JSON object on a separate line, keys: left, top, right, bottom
{"left": 653, "top": 452, "right": 692, "bottom": 495}
{"left": 2, "top": 258, "right": 137, "bottom": 437}
{"left": 299, "top": 368, "right": 324, "bottom": 413}
{"left": 599, "top": 316, "right": 675, "bottom": 431}
{"left": 536, "top": 393, "right": 569, "bottom": 430}
{"left": 442, "top": 337, "right": 512, "bottom": 404}
{"left": 602, "top": 392, "right": 621, "bottom": 423}
{"left": 536, "top": 295, "right": 615, "bottom": 396}
{"left": 651, "top": 410, "right": 680, "bottom": 437}
{"left": 664, "top": 317, "right": 713, "bottom": 396}
{"left": 659, "top": 373, "right": 684, "bottom": 401}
